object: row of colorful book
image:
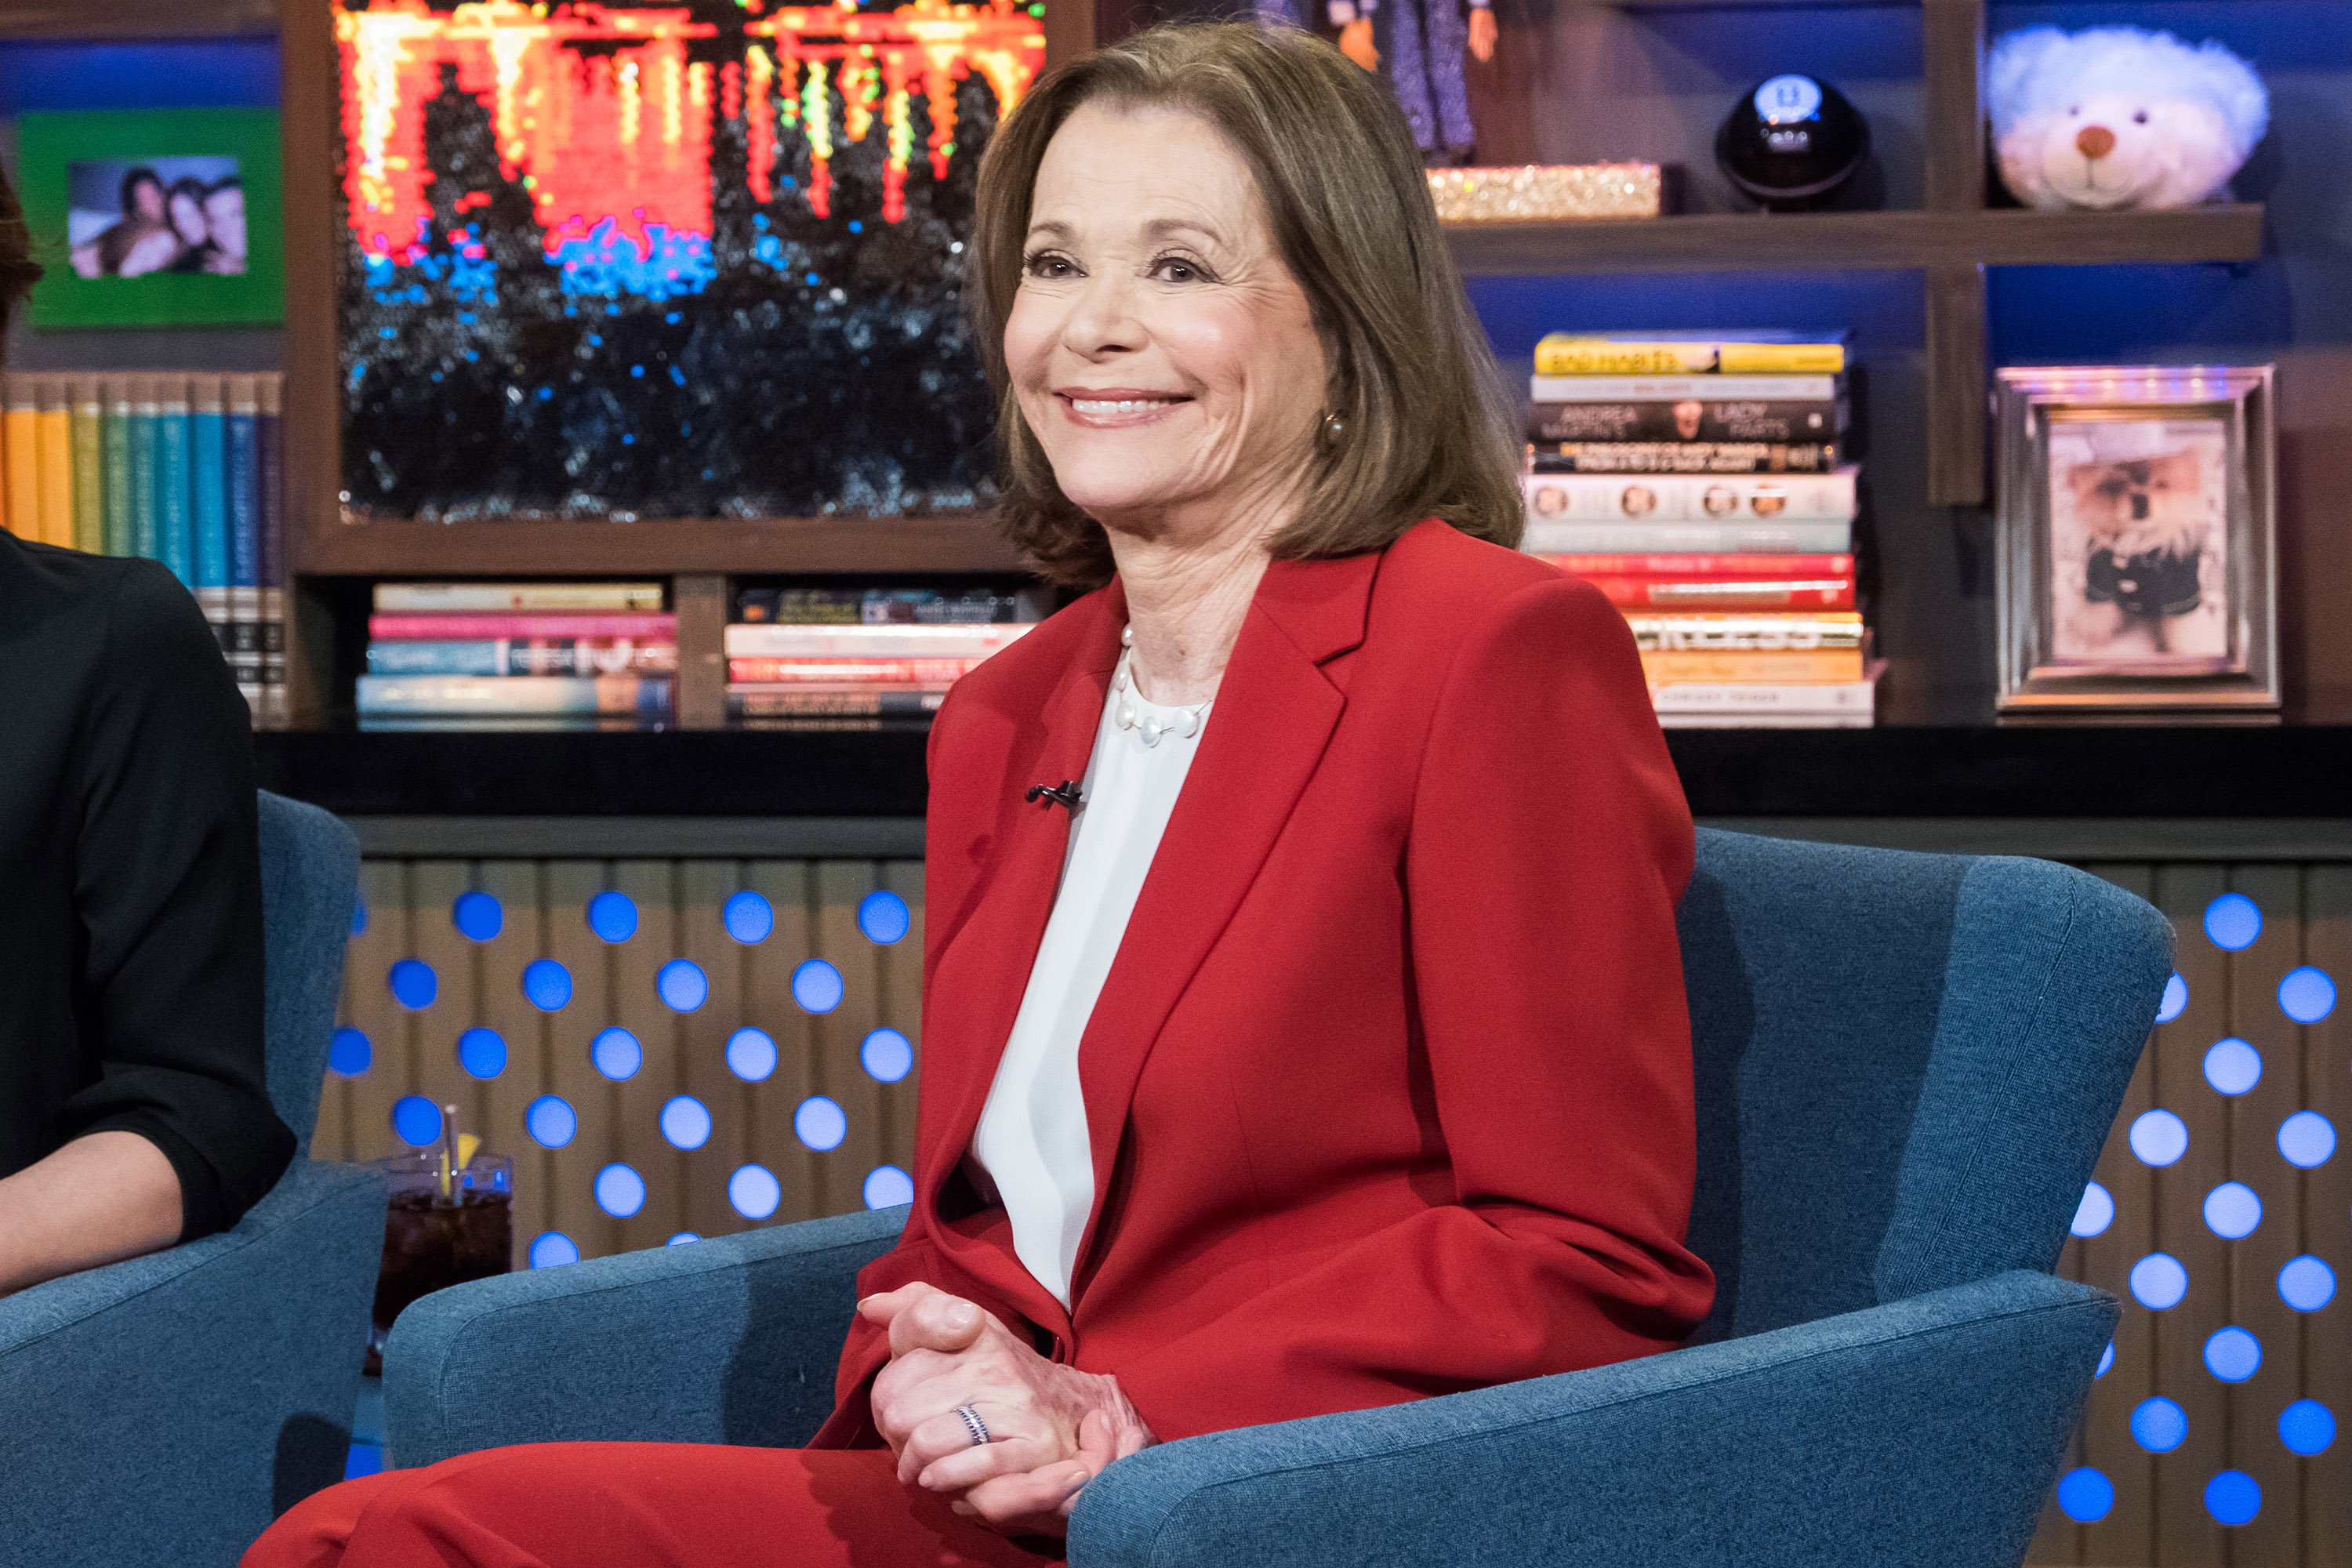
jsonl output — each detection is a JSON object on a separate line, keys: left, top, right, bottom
{"left": 358, "top": 582, "right": 677, "bottom": 730}
{"left": 728, "top": 586, "right": 1048, "bottom": 728}
{"left": 0, "top": 372, "right": 289, "bottom": 727}
{"left": 1518, "top": 332, "right": 1876, "bottom": 728}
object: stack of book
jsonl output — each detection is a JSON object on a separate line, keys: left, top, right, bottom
{"left": 358, "top": 583, "right": 677, "bottom": 730}
{"left": 0, "top": 371, "right": 289, "bottom": 728}
{"left": 1517, "top": 331, "right": 1875, "bottom": 728}
{"left": 727, "top": 586, "right": 1046, "bottom": 727}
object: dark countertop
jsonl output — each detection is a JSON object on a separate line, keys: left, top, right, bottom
{"left": 252, "top": 725, "right": 2347, "bottom": 820}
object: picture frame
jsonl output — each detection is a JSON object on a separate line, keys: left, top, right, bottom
{"left": 1994, "top": 365, "right": 2278, "bottom": 720}
{"left": 15, "top": 107, "right": 285, "bottom": 328}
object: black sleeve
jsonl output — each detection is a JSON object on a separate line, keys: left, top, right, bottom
{"left": 55, "top": 559, "right": 292, "bottom": 1241}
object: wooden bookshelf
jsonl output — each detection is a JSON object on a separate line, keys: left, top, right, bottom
{"left": 0, "top": 0, "right": 278, "bottom": 38}
{"left": 300, "top": 517, "right": 1029, "bottom": 578}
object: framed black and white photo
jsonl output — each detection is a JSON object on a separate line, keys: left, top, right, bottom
{"left": 1994, "top": 365, "right": 2278, "bottom": 719}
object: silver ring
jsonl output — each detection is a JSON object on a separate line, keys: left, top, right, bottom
{"left": 953, "top": 1403, "right": 991, "bottom": 1446}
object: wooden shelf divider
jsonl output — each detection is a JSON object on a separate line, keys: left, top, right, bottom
{"left": 299, "top": 516, "right": 1029, "bottom": 578}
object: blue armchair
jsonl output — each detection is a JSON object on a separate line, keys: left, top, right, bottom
{"left": 0, "top": 793, "right": 384, "bottom": 1568}
{"left": 386, "top": 829, "right": 2172, "bottom": 1566}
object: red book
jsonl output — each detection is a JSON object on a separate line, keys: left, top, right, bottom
{"left": 1537, "top": 554, "right": 1853, "bottom": 578}
{"left": 726, "top": 656, "right": 986, "bottom": 684}
{"left": 370, "top": 612, "right": 677, "bottom": 641}
{"left": 1582, "top": 575, "right": 1855, "bottom": 612}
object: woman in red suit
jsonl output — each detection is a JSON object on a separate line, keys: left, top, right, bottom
{"left": 249, "top": 20, "right": 1711, "bottom": 1566}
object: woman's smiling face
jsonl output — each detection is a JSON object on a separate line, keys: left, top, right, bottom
{"left": 1003, "top": 100, "right": 1329, "bottom": 540}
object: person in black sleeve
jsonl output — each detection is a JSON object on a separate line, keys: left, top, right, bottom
{"left": 0, "top": 168, "right": 292, "bottom": 1297}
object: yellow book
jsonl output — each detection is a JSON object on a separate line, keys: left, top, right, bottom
{"left": 1641, "top": 647, "right": 1864, "bottom": 684}
{"left": 2, "top": 377, "right": 35, "bottom": 538}
{"left": 1536, "top": 334, "right": 1849, "bottom": 376}
{"left": 34, "top": 376, "right": 73, "bottom": 549}
{"left": 69, "top": 379, "right": 103, "bottom": 554}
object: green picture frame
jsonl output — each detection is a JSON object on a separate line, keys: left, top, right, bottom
{"left": 16, "top": 107, "right": 285, "bottom": 328}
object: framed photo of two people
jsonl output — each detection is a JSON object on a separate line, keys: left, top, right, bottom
{"left": 1994, "top": 365, "right": 2278, "bottom": 720}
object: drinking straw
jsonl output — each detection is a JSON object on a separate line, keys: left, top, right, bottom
{"left": 439, "top": 1102, "right": 461, "bottom": 1206}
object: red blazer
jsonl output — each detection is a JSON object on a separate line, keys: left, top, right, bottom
{"left": 813, "top": 519, "right": 1714, "bottom": 1447}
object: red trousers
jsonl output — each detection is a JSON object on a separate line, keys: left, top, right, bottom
{"left": 242, "top": 1444, "right": 1065, "bottom": 1567}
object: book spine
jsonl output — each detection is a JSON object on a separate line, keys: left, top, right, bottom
{"left": 721, "top": 623, "right": 1029, "bottom": 659}
{"left": 225, "top": 376, "right": 263, "bottom": 717}
{"left": 366, "top": 640, "right": 681, "bottom": 676}
{"left": 191, "top": 378, "right": 230, "bottom": 653}
{"left": 102, "top": 379, "right": 134, "bottom": 557}
{"left": 1530, "top": 400, "right": 1846, "bottom": 445}
{"left": 1533, "top": 339, "right": 1847, "bottom": 376}
{"left": 69, "top": 380, "right": 103, "bottom": 554}
{"left": 372, "top": 583, "right": 668, "bottom": 612}
{"left": 257, "top": 374, "right": 285, "bottom": 728}
{"left": 1624, "top": 614, "right": 1864, "bottom": 651}
{"left": 1530, "top": 373, "right": 1842, "bottom": 402}
{"left": 358, "top": 674, "right": 673, "bottom": 717}
{"left": 2, "top": 376, "right": 36, "bottom": 536}
{"left": 1536, "top": 552, "right": 1854, "bottom": 577}
{"left": 368, "top": 612, "right": 679, "bottom": 641}
{"left": 1523, "top": 520, "right": 1853, "bottom": 554}
{"left": 156, "top": 377, "right": 194, "bottom": 585}
{"left": 1647, "top": 679, "right": 1877, "bottom": 713}
{"left": 1573, "top": 575, "right": 1856, "bottom": 612}
{"left": 726, "top": 688, "right": 948, "bottom": 717}
{"left": 1531, "top": 442, "right": 1842, "bottom": 475}
{"left": 1640, "top": 648, "right": 1864, "bottom": 684}
{"left": 34, "top": 376, "right": 74, "bottom": 549}
{"left": 130, "top": 376, "right": 162, "bottom": 561}
{"left": 1523, "top": 469, "right": 1857, "bottom": 524}
{"left": 725, "top": 656, "right": 985, "bottom": 684}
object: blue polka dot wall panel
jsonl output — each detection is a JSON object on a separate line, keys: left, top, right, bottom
{"left": 2029, "top": 863, "right": 2351, "bottom": 1568}
{"left": 323, "top": 855, "right": 924, "bottom": 1265}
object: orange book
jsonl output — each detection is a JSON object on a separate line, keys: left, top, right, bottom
{"left": 1584, "top": 575, "right": 1854, "bottom": 612}
{"left": 1641, "top": 648, "right": 1864, "bottom": 684}
{"left": 34, "top": 376, "right": 74, "bottom": 548}
{"left": 2, "top": 376, "right": 36, "bottom": 537}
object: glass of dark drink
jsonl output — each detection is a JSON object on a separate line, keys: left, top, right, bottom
{"left": 366, "top": 1149, "right": 514, "bottom": 1374}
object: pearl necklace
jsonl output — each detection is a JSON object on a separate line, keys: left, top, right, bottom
{"left": 1112, "top": 625, "right": 1210, "bottom": 748}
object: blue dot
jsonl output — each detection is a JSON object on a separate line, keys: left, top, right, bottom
{"left": 793, "top": 959, "right": 844, "bottom": 1014}
{"left": 2280, "top": 966, "right": 2336, "bottom": 1024}
{"left": 667, "top": 1232, "right": 700, "bottom": 1247}
{"left": 594, "top": 1163, "right": 646, "bottom": 1218}
{"left": 729, "top": 1163, "right": 781, "bottom": 1220}
{"left": 861, "top": 1027, "right": 914, "bottom": 1083}
{"left": 2204, "top": 1037, "right": 2263, "bottom": 1096}
{"left": 2280, "top": 1399, "right": 2336, "bottom": 1456}
{"left": 2056, "top": 1468, "right": 2114, "bottom": 1523}
{"left": 526, "top": 1094, "right": 577, "bottom": 1149}
{"left": 2096, "top": 1341, "right": 2114, "bottom": 1378}
{"left": 391, "top": 1096, "right": 442, "bottom": 1148}
{"left": 523, "top": 959, "right": 572, "bottom": 1011}
{"left": 591, "top": 1026, "right": 642, "bottom": 1081}
{"left": 456, "top": 1027, "right": 507, "bottom": 1080}
{"left": 723, "top": 890, "right": 774, "bottom": 944}
{"left": 528, "top": 1232, "right": 579, "bottom": 1269}
{"left": 2131, "top": 1396, "right": 2187, "bottom": 1453}
{"left": 2131, "top": 1252, "right": 2189, "bottom": 1309}
{"left": 588, "top": 890, "right": 639, "bottom": 942}
{"left": 388, "top": 959, "right": 437, "bottom": 1010}
{"left": 452, "top": 890, "right": 503, "bottom": 941}
{"left": 2205, "top": 893, "right": 2262, "bottom": 951}
{"left": 864, "top": 1164, "right": 914, "bottom": 1209}
{"left": 794, "top": 1094, "right": 847, "bottom": 1151}
{"left": 2129, "top": 1109, "right": 2189, "bottom": 1167}
{"left": 350, "top": 899, "right": 368, "bottom": 937}
{"left": 2203, "top": 1181, "right": 2262, "bottom": 1239}
{"left": 2156, "top": 971, "right": 2187, "bottom": 1023}
{"left": 2279, "top": 1254, "right": 2336, "bottom": 1312}
{"left": 328, "top": 1026, "right": 372, "bottom": 1077}
{"left": 726, "top": 1026, "right": 777, "bottom": 1082}
{"left": 2205, "top": 1327, "right": 2262, "bottom": 1382}
{"left": 2072, "top": 1181, "right": 2114, "bottom": 1238}
{"left": 661, "top": 1094, "right": 712, "bottom": 1150}
{"left": 645, "top": 954, "right": 708, "bottom": 1014}
{"left": 2279, "top": 1110, "right": 2336, "bottom": 1168}
{"left": 2205, "top": 1470, "right": 2260, "bottom": 1526}
{"left": 858, "top": 890, "right": 909, "bottom": 945}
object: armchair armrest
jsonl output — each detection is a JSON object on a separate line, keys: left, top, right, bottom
{"left": 0, "top": 1160, "right": 385, "bottom": 1566}
{"left": 1069, "top": 1270, "right": 2114, "bottom": 1568}
{"left": 385, "top": 1204, "right": 903, "bottom": 1467}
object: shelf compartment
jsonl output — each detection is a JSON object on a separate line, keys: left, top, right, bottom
{"left": 297, "top": 516, "right": 1029, "bottom": 577}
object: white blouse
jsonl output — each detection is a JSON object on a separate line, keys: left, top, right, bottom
{"left": 969, "top": 661, "right": 1211, "bottom": 1307}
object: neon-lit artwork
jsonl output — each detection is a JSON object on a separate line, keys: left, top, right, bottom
{"left": 334, "top": 0, "right": 1044, "bottom": 521}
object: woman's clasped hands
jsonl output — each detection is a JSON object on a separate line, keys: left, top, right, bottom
{"left": 858, "top": 1283, "right": 1155, "bottom": 1537}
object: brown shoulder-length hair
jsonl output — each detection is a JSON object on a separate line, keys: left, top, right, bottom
{"left": 971, "top": 21, "right": 1523, "bottom": 588}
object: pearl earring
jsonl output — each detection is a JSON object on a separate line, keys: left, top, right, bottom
{"left": 1319, "top": 410, "right": 1345, "bottom": 445}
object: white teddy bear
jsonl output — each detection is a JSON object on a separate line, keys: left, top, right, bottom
{"left": 1988, "top": 27, "right": 2269, "bottom": 210}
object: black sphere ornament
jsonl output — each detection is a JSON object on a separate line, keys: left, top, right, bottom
{"left": 1716, "top": 74, "right": 1872, "bottom": 211}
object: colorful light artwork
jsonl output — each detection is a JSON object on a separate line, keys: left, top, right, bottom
{"left": 334, "top": 0, "right": 1044, "bottom": 521}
